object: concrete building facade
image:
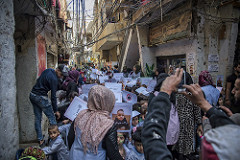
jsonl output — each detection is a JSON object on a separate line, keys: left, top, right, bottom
{"left": 0, "top": 0, "right": 72, "bottom": 158}
{"left": 0, "top": 0, "right": 19, "bottom": 159}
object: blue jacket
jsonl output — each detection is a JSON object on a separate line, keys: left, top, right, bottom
{"left": 42, "top": 135, "right": 69, "bottom": 160}
{"left": 31, "top": 69, "right": 58, "bottom": 112}
{"left": 69, "top": 127, "right": 106, "bottom": 160}
{"left": 201, "top": 85, "right": 220, "bottom": 107}
{"left": 126, "top": 143, "right": 145, "bottom": 160}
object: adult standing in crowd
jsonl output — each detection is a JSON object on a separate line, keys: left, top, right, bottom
{"left": 113, "top": 65, "right": 119, "bottom": 73}
{"left": 199, "top": 70, "right": 220, "bottom": 107}
{"left": 154, "top": 71, "right": 202, "bottom": 159}
{"left": 225, "top": 62, "right": 240, "bottom": 112}
{"left": 61, "top": 69, "right": 80, "bottom": 99}
{"left": 68, "top": 85, "right": 123, "bottom": 160}
{"left": 172, "top": 73, "right": 201, "bottom": 159}
{"left": 122, "top": 66, "right": 129, "bottom": 78}
{"left": 129, "top": 64, "right": 141, "bottom": 79}
{"left": 29, "top": 64, "right": 69, "bottom": 145}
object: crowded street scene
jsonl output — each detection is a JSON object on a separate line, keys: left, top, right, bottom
{"left": 0, "top": 0, "right": 240, "bottom": 160}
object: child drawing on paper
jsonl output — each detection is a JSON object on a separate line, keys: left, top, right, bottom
{"left": 114, "top": 109, "right": 129, "bottom": 130}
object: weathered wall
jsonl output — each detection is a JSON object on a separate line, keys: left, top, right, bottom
{"left": 152, "top": 39, "right": 197, "bottom": 80}
{"left": 144, "top": 2, "right": 239, "bottom": 84}
{"left": 0, "top": 0, "right": 19, "bottom": 159}
{"left": 195, "top": 2, "right": 240, "bottom": 85}
{"left": 15, "top": 16, "right": 49, "bottom": 143}
{"left": 153, "top": 39, "right": 196, "bottom": 57}
{"left": 15, "top": 15, "right": 38, "bottom": 143}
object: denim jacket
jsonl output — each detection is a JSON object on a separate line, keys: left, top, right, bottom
{"left": 69, "top": 127, "right": 106, "bottom": 160}
{"left": 125, "top": 143, "right": 145, "bottom": 160}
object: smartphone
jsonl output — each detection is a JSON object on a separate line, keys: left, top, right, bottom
{"left": 177, "top": 70, "right": 186, "bottom": 92}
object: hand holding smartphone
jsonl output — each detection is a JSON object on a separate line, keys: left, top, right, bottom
{"left": 177, "top": 70, "right": 186, "bottom": 92}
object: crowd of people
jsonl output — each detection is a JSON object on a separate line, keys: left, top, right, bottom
{"left": 17, "top": 62, "right": 240, "bottom": 160}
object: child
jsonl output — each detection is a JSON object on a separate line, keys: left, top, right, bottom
{"left": 218, "top": 94, "right": 224, "bottom": 106}
{"left": 42, "top": 125, "right": 69, "bottom": 160}
{"left": 117, "top": 132, "right": 130, "bottom": 159}
{"left": 114, "top": 109, "right": 129, "bottom": 130}
{"left": 131, "top": 110, "right": 141, "bottom": 129}
{"left": 127, "top": 127, "right": 145, "bottom": 160}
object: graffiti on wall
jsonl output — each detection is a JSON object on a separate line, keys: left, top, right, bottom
{"left": 37, "top": 35, "right": 46, "bottom": 77}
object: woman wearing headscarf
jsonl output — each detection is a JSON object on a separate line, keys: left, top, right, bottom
{"left": 172, "top": 72, "right": 202, "bottom": 159}
{"left": 68, "top": 85, "right": 123, "bottom": 160}
{"left": 129, "top": 64, "right": 141, "bottom": 79}
{"left": 154, "top": 72, "right": 202, "bottom": 159}
{"left": 199, "top": 71, "right": 221, "bottom": 134}
{"left": 61, "top": 70, "right": 80, "bottom": 99}
{"left": 199, "top": 70, "right": 220, "bottom": 107}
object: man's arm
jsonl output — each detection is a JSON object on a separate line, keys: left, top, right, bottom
{"left": 42, "top": 139, "right": 62, "bottom": 155}
{"left": 142, "top": 92, "right": 172, "bottom": 160}
{"left": 50, "top": 77, "right": 58, "bottom": 112}
{"left": 183, "top": 84, "right": 234, "bottom": 128}
{"left": 206, "top": 107, "right": 234, "bottom": 128}
{"left": 142, "top": 68, "right": 183, "bottom": 160}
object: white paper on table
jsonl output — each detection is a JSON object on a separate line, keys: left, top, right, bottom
{"left": 140, "top": 77, "right": 152, "bottom": 86}
{"left": 114, "top": 92, "right": 122, "bottom": 103}
{"left": 135, "top": 87, "right": 149, "bottom": 96}
{"left": 147, "top": 79, "right": 157, "bottom": 92}
{"left": 99, "top": 76, "right": 107, "bottom": 84}
{"left": 91, "top": 69, "right": 98, "bottom": 74}
{"left": 90, "top": 73, "right": 98, "bottom": 79}
{"left": 82, "top": 84, "right": 97, "bottom": 94}
{"left": 122, "top": 90, "right": 137, "bottom": 104}
{"left": 64, "top": 97, "right": 88, "bottom": 121}
{"left": 122, "top": 78, "right": 131, "bottom": 86}
{"left": 113, "top": 73, "right": 124, "bottom": 82}
{"left": 96, "top": 70, "right": 103, "bottom": 76}
{"left": 105, "top": 82, "right": 122, "bottom": 103}
{"left": 126, "top": 79, "right": 137, "bottom": 87}
{"left": 105, "top": 82, "right": 122, "bottom": 92}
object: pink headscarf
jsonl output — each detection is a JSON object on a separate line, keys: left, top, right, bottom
{"left": 74, "top": 85, "right": 116, "bottom": 153}
{"left": 199, "top": 71, "right": 214, "bottom": 87}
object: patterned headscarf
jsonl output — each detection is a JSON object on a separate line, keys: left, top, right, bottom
{"left": 199, "top": 71, "right": 214, "bottom": 87}
{"left": 62, "top": 70, "right": 80, "bottom": 90}
{"left": 75, "top": 85, "right": 116, "bottom": 153}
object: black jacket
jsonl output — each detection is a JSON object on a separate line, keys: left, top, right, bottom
{"left": 68, "top": 122, "right": 123, "bottom": 160}
{"left": 142, "top": 92, "right": 172, "bottom": 160}
{"left": 206, "top": 107, "right": 235, "bottom": 128}
{"left": 142, "top": 92, "right": 235, "bottom": 160}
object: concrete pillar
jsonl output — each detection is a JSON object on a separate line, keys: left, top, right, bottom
{"left": 15, "top": 16, "right": 38, "bottom": 143}
{"left": 0, "top": 0, "right": 19, "bottom": 159}
{"left": 136, "top": 25, "right": 156, "bottom": 76}
{"left": 120, "top": 28, "right": 133, "bottom": 71}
